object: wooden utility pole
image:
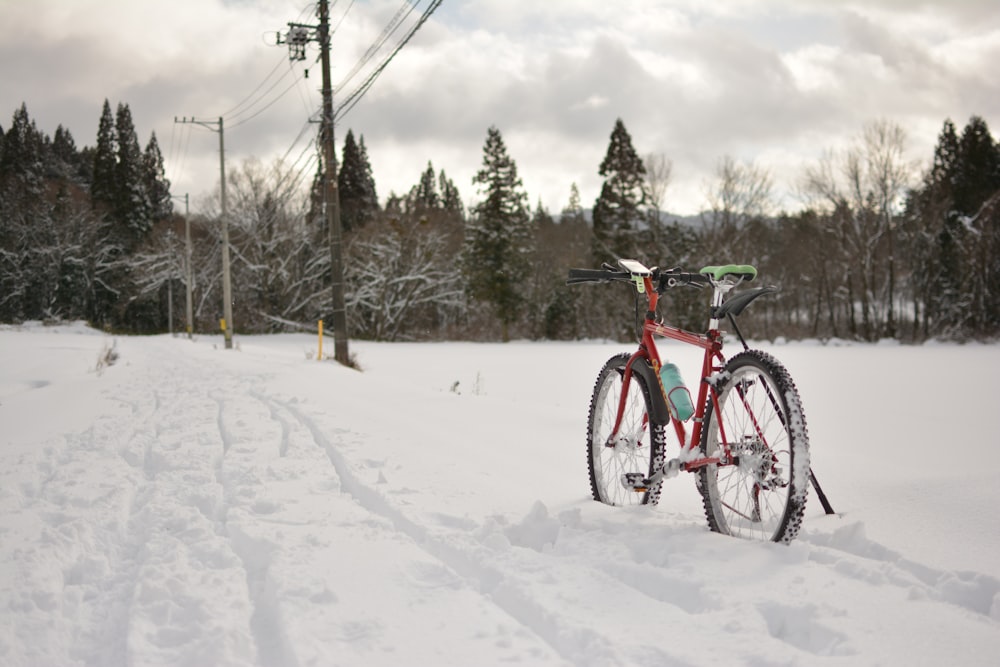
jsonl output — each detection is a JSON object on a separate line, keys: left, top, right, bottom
{"left": 183, "top": 193, "right": 193, "bottom": 340}
{"left": 173, "top": 116, "right": 234, "bottom": 348}
{"left": 318, "top": 0, "right": 349, "bottom": 365}
{"left": 281, "top": 0, "right": 349, "bottom": 364}
{"left": 218, "top": 116, "right": 233, "bottom": 349}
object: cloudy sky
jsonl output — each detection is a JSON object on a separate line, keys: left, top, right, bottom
{"left": 1, "top": 0, "right": 998, "bottom": 216}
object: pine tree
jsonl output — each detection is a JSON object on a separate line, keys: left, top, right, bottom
{"left": 408, "top": 161, "right": 439, "bottom": 215}
{"left": 954, "top": 116, "right": 1000, "bottom": 335}
{"left": 463, "top": 126, "right": 532, "bottom": 340}
{"left": 91, "top": 99, "right": 117, "bottom": 210}
{"left": 0, "top": 104, "right": 45, "bottom": 186}
{"left": 308, "top": 155, "right": 325, "bottom": 228}
{"left": 0, "top": 104, "right": 49, "bottom": 321}
{"left": 592, "top": 118, "right": 648, "bottom": 264}
{"left": 338, "top": 129, "right": 378, "bottom": 233}
{"left": 114, "top": 102, "right": 152, "bottom": 248}
{"left": 954, "top": 116, "right": 1000, "bottom": 216}
{"left": 912, "top": 119, "right": 963, "bottom": 336}
{"left": 51, "top": 125, "right": 79, "bottom": 180}
{"left": 561, "top": 182, "right": 584, "bottom": 223}
{"left": 144, "top": 132, "right": 172, "bottom": 222}
{"left": 439, "top": 169, "right": 464, "bottom": 220}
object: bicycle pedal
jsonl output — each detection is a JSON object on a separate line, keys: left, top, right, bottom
{"left": 621, "top": 472, "right": 649, "bottom": 492}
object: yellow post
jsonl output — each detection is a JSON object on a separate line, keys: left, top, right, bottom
{"left": 220, "top": 318, "right": 227, "bottom": 335}
{"left": 317, "top": 320, "right": 323, "bottom": 361}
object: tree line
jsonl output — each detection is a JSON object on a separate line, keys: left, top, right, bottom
{"left": 1, "top": 101, "right": 998, "bottom": 342}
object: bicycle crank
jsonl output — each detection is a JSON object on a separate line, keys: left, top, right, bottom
{"left": 621, "top": 459, "right": 682, "bottom": 492}
{"left": 621, "top": 455, "right": 724, "bottom": 492}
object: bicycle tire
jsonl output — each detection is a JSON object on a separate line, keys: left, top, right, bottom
{"left": 697, "top": 350, "right": 810, "bottom": 543}
{"left": 587, "top": 353, "right": 667, "bottom": 506}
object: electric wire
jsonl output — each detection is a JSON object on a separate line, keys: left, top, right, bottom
{"left": 219, "top": 55, "right": 287, "bottom": 120}
{"left": 227, "top": 72, "right": 307, "bottom": 130}
{"left": 335, "top": 0, "right": 416, "bottom": 91}
{"left": 330, "top": 0, "right": 355, "bottom": 36}
{"left": 336, "top": 0, "right": 443, "bottom": 120}
{"left": 289, "top": 58, "right": 317, "bottom": 118}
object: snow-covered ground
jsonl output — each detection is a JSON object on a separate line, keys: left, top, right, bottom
{"left": 1, "top": 322, "right": 998, "bottom": 666}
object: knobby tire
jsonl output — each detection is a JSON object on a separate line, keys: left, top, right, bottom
{"left": 587, "top": 354, "right": 667, "bottom": 506}
{"left": 697, "top": 350, "right": 810, "bottom": 543}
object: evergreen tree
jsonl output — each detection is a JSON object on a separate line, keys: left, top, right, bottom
{"left": 51, "top": 125, "right": 79, "bottom": 180}
{"left": 954, "top": 116, "right": 1000, "bottom": 216}
{"left": 408, "top": 161, "right": 439, "bottom": 215}
{"left": 308, "top": 154, "right": 326, "bottom": 228}
{"left": 144, "top": 132, "right": 172, "bottom": 222}
{"left": 463, "top": 126, "right": 532, "bottom": 340}
{"left": 91, "top": 99, "right": 117, "bottom": 210}
{"left": 0, "top": 104, "right": 49, "bottom": 321}
{"left": 592, "top": 118, "right": 648, "bottom": 264}
{"left": 910, "top": 119, "right": 963, "bottom": 336}
{"left": 0, "top": 104, "right": 45, "bottom": 185}
{"left": 113, "top": 102, "right": 152, "bottom": 248}
{"left": 561, "top": 182, "right": 585, "bottom": 225}
{"left": 439, "top": 169, "right": 464, "bottom": 220}
{"left": 338, "top": 129, "right": 378, "bottom": 233}
{"left": 954, "top": 117, "right": 1000, "bottom": 334}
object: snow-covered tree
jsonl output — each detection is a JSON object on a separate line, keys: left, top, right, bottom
{"left": 346, "top": 217, "right": 463, "bottom": 340}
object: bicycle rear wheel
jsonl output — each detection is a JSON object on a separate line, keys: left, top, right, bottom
{"left": 587, "top": 354, "right": 666, "bottom": 506}
{"left": 697, "top": 350, "right": 809, "bottom": 543}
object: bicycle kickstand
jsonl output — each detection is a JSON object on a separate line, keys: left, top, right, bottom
{"left": 809, "top": 467, "right": 836, "bottom": 515}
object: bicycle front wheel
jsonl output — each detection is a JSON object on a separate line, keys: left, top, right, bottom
{"left": 697, "top": 350, "right": 810, "bottom": 543}
{"left": 587, "top": 354, "right": 666, "bottom": 506}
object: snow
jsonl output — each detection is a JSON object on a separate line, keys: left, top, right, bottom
{"left": 1, "top": 322, "right": 998, "bottom": 666}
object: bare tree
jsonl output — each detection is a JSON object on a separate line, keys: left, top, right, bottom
{"left": 644, "top": 152, "right": 674, "bottom": 250}
{"left": 701, "top": 155, "right": 774, "bottom": 260}
{"left": 346, "top": 217, "right": 463, "bottom": 341}
{"left": 803, "top": 119, "right": 913, "bottom": 339}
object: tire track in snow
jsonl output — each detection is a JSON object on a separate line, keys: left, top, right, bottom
{"left": 274, "top": 397, "right": 628, "bottom": 667}
{"left": 214, "top": 391, "right": 300, "bottom": 667}
{"left": 92, "top": 347, "right": 259, "bottom": 666}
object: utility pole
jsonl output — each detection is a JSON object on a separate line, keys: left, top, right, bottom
{"left": 184, "top": 193, "right": 193, "bottom": 340}
{"left": 172, "top": 193, "right": 194, "bottom": 339}
{"left": 278, "top": 0, "right": 349, "bottom": 365}
{"left": 173, "top": 116, "right": 234, "bottom": 349}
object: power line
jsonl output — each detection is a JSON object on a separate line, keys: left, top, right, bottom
{"left": 227, "top": 73, "right": 306, "bottom": 129}
{"left": 336, "top": 0, "right": 443, "bottom": 120}
{"left": 335, "top": 0, "right": 417, "bottom": 92}
{"left": 330, "top": 0, "right": 355, "bottom": 35}
{"left": 219, "top": 55, "right": 287, "bottom": 119}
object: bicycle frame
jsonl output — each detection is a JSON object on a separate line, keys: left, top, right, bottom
{"left": 576, "top": 259, "right": 835, "bottom": 519}
{"left": 610, "top": 273, "right": 732, "bottom": 472}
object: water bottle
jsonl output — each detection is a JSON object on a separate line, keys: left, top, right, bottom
{"left": 659, "top": 362, "right": 694, "bottom": 421}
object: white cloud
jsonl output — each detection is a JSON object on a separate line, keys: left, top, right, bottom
{"left": 1, "top": 0, "right": 998, "bottom": 216}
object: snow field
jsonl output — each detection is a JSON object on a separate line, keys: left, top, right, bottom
{"left": 1, "top": 324, "right": 998, "bottom": 666}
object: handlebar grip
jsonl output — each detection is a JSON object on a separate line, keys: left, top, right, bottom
{"left": 566, "top": 268, "right": 626, "bottom": 284}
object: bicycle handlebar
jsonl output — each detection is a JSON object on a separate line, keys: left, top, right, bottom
{"left": 565, "top": 267, "right": 629, "bottom": 285}
{"left": 566, "top": 266, "right": 710, "bottom": 292}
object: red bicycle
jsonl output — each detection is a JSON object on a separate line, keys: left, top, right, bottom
{"left": 568, "top": 259, "right": 831, "bottom": 543}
